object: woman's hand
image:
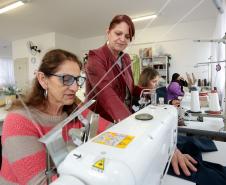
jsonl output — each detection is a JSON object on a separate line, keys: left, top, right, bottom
{"left": 171, "top": 99, "right": 181, "bottom": 107}
{"left": 171, "top": 148, "right": 198, "bottom": 176}
{"left": 178, "top": 76, "right": 184, "bottom": 81}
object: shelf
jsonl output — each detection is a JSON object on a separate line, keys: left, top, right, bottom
{"left": 151, "top": 62, "right": 165, "bottom": 65}
{"left": 156, "top": 69, "right": 167, "bottom": 72}
{"left": 139, "top": 50, "right": 170, "bottom": 84}
{"left": 140, "top": 56, "right": 167, "bottom": 60}
{"left": 141, "top": 57, "right": 152, "bottom": 59}
{"left": 153, "top": 56, "right": 168, "bottom": 58}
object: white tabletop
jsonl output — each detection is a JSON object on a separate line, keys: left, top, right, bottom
{"left": 181, "top": 117, "right": 225, "bottom": 132}
{"left": 166, "top": 94, "right": 226, "bottom": 184}
{"left": 163, "top": 141, "right": 226, "bottom": 185}
{"left": 179, "top": 92, "right": 225, "bottom": 133}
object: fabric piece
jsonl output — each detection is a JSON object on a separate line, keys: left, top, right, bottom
{"left": 177, "top": 136, "right": 217, "bottom": 152}
{"left": 131, "top": 55, "right": 140, "bottom": 85}
{"left": 168, "top": 136, "right": 226, "bottom": 185}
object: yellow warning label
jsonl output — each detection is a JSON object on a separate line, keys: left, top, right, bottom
{"left": 93, "top": 158, "right": 105, "bottom": 171}
{"left": 116, "top": 135, "right": 134, "bottom": 148}
{"left": 93, "top": 132, "right": 135, "bottom": 148}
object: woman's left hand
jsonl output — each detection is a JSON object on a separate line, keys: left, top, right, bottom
{"left": 171, "top": 99, "right": 181, "bottom": 107}
{"left": 171, "top": 148, "right": 198, "bottom": 176}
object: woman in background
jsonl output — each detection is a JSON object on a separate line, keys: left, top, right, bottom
{"left": 167, "top": 73, "right": 188, "bottom": 102}
{"left": 85, "top": 14, "right": 134, "bottom": 123}
{"left": 132, "top": 67, "right": 159, "bottom": 111}
{"left": 132, "top": 67, "right": 197, "bottom": 176}
{"left": 132, "top": 67, "right": 180, "bottom": 110}
{"left": 0, "top": 49, "right": 109, "bottom": 185}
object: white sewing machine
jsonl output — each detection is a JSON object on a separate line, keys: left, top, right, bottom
{"left": 51, "top": 105, "right": 178, "bottom": 185}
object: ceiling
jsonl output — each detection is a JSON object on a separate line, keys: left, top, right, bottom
{"left": 0, "top": 0, "right": 220, "bottom": 45}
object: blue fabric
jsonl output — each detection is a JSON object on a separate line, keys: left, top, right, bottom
{"left": 177, "top": 136, "right": 217, "bottom": 152}
{"left": 168, "top": 136, "right": 226, "bottom": 185}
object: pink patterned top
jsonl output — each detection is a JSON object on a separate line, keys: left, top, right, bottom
{"left": 0, "top": 107, "right": 109, "bottom": 185}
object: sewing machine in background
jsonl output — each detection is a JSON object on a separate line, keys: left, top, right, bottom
{"left": 50, "top": 105, "right": 178, "bottom": 185}
{"left": 178, "top": 90, "right": 226, "bottom": 140}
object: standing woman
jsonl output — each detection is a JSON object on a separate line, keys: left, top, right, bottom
{"left": 0, "top": 49, "right": 109, "bottom": 185}
{"left": 85, "top": 15, "right": 135, "bottom": 122}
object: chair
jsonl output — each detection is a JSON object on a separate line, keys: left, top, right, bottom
{"left": 156, "top": 86, "right": 167, "bottom": 104}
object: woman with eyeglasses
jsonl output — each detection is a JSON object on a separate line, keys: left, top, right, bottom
{"left": 85, "top": 15, "right": 135, "bottom": 123}
{"left": 0, "top": 49, "right": 110, "bottom": 185}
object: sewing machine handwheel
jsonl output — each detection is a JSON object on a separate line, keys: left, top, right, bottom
{"left": 135, "top": 113, "right": 153, "bottom": 120}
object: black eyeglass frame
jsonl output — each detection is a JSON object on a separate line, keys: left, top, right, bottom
{"left": 47, "top": 73, "right": 86, "bottom": 87}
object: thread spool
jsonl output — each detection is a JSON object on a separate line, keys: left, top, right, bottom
{"left": 190, "top": 87, "right": 201, "bottom": 113}
{"left": 208, "top": 90, "right": 221, "bottom": 113}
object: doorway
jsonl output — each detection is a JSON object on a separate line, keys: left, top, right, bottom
{"left": 14, "top": 58, "right": 29, "bottom": 94}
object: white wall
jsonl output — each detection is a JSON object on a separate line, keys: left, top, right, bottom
{"left": 11, "top": 32, "right": 87, "bottom": 99}
{"left": 12, "top": 32, "right": 56, "bottom": 84}
{"left": 10, "top": 18, "right": 217, "bottom": 95}
{"left": 12, "top": 32, "right": 84, "bottom": 85}
{"left": 127, "top": 19, "right": 216, "bottom": 81}
{"left": 12, "top": 32, "right": 55, "bottom": 59}
{"left": 80, "top": 19, "right": 216, "bottom": 81}
{"left": 12, "top": 32, "right": 85, "bottom": 96}
{"left": 55, "top": 33, "right": 81, "bottom": 59}
{"left": 80, "top": 35, "right": 105, "bottom": 57}
{"left": 0, "top": 45, "right": 12, "bottom": 58}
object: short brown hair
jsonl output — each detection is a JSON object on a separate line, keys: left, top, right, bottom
{"left": 138, "top": 67, "right": 159, "bottom": 87}
{"left": 25, "top": 49, "right": 82, "bottom": 114}
{"left": 109, "top": 15, "right": 135, "bottom": 41}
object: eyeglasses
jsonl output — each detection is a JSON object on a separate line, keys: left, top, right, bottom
{"left": 47, "top": 73, "right": 86, "bottom": 87}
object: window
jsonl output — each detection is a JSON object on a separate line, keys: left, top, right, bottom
{"left": 0, "top": 58, "right": 15, "bottom": 86}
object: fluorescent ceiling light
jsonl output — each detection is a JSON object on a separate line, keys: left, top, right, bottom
{"left": 0, "top": 1, "right": 25, "bottom": 14}
{"left": 132, "top": 14, "right": 157, "bottom": 22}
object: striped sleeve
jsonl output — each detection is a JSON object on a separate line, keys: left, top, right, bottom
{"left": 2, "top": 113, "right": 47, "bottom": 185}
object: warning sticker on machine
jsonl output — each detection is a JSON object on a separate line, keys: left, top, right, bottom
{"left": 92, "top": 132, "right": 134, "bottom": 148}
{"left": 92, "top": 158, "right": 105, "bottom": 171}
